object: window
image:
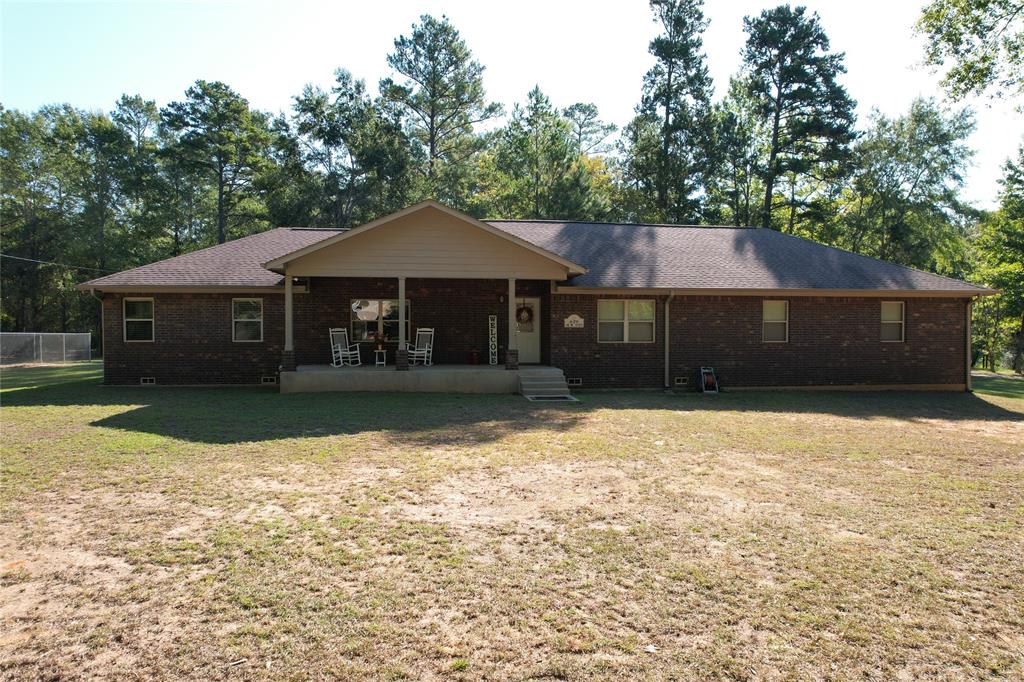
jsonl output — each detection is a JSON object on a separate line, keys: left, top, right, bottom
{"left": 123, "top": 298, "right": 154, "bottom": 342}
{"left": 598, "top": 299, "right": 655, "bottom": 343}
{"left": 351, "top": 299, "right": 410, "bottom": 341}
{"left": 881, "top": 301, "right": 905, "bottom": 342}
{"left": 762, "top": 300, "right": 789, "bottom": 343}
{"left": 232, "top": 298, "right": 263, "bottom": 342}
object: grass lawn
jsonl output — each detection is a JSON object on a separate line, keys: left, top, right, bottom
{"left": 2, "top": 362, "right": 1022, "bottom": 679}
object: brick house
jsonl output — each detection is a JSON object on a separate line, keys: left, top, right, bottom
{"left": 78, "top": 200, "right": 992, "bottom": 393}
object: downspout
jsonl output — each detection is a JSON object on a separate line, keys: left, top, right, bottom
{"left": 664, "top": 291, "right": 676, "bottom": 390}
{"left": 966, "top": 298, "right": 973, "bottom": 392}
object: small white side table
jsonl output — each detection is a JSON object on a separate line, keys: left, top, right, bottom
{"left": 374, "top": 349, "right": 387, "bottom": 367}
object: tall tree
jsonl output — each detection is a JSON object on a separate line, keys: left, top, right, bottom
{"left": 380, "top": 14, "right": 501, "bottom": 207}
{"left": 562, "top": 102, "right": 617, "bottom": 154}
{"left": 621, "top": 0, "right": 715, "bottom": 223}
{"left": 974, "top": 145, "right": 1024, "bottom": 371}
{"left": 708, "top": 76, "right": 768, "bottom": 226}
{"left": 918, "top": 0, "right": 1024, "bottom": 101}
{"left": 161, "top": 80, "right": 272, "bottom": 243}
{"left": 474, "top": 87, "right": 609, "bottom": 220}
{"left": 290, "top": 70, "right": 412, "bottom": 228}
{"left": 742, "top": 5, "right": 857, "bottom": 229}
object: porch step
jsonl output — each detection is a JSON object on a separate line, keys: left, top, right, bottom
{"left": 519, "top": 368, "right": 576, "bottom": 401}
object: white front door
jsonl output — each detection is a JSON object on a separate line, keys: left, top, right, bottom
{"left": 516, "top": 297, "right": 541, "bottom": 364}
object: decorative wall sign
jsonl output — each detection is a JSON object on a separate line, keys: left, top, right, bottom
{"left": 564, "top": 314, "right": 585, "bottom": 329}
{"left": 488, "top": 315, "right": 498, "bottom": 365}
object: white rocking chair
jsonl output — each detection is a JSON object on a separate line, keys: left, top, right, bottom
{"left": 405, "top": 328, "right": 434, "bottom": 366}
{"left": 329, "top": 328, "right": 361, "bottom": 367}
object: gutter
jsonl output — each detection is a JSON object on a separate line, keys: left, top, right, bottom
{"left": 664, "top": 291, "right": 676, "bottom": 390}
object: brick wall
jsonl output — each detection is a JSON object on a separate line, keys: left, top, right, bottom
{"left": 102, "top": 293, "right": 284, "bottom": 385}
{"left": 550, "top": 295, "right": 968, "bottom": 389}
{"left": 103, "top": 288, "right": 968, "bottom": 388}
{"left": 102, "top": 278, "right": 550, "bottom": 384}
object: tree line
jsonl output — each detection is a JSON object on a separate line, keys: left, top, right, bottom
{"left": 2, "top": 1, "right": 1022, "bottom": 370}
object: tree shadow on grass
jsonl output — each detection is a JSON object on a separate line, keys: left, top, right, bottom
{"left": 2, "top": 367, "right": 1020, "bottom": 445}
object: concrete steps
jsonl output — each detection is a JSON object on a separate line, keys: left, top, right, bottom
{"left": 519, "top": 368, "right": 576, "bottom": 401}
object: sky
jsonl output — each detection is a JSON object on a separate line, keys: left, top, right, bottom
{"left": 2, "top": 0, "right": 1021, "bottom": 208}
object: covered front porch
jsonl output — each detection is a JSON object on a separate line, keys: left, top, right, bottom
{"left": 280, "top": 363, "right": 566, "bottom": 394}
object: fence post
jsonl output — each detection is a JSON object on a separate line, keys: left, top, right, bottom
{"left": 63, "top": 334, "right": 67, "bottom": 362}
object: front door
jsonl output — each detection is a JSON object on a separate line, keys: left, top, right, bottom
{"left": 516, "top": 297, "right": 541, "bottom": 364}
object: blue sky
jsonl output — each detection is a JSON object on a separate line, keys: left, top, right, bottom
{"left": 2, "top": 0, "right": 1021, "bottom": 208}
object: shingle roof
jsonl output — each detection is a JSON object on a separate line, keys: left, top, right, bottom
{"left": 80, "top": 228, "right": 343, "bottom": 289}
{"left": 490, "top": 220, "right": 989, "bottom": 293}
{"left": 80, "top": 217, "right": 988, "bottom": 295}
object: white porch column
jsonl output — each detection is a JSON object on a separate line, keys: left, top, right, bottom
{"left": 398, "top": 277, "right": 407, "bottom": 348}
{"left": 396, "top": 276, "right": 409, "bottom": 370}
{"left": 282, "top": 271, "right": 296, "bottom": 371}
{"left": 284, "top": 273, "right": 294, "bottom": 351}
{"left": 506, "top": 278, "right": 519, "bottom": 369}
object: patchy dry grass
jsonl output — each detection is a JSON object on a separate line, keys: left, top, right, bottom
{"left": 1, "top": 362, "right": 1022, "bottom": 680}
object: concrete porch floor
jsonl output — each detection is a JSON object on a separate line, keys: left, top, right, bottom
{"left": 280, "top": 363, "right": 563, "bottom": 394}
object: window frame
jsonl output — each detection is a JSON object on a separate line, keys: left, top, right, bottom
{"left": 880, "top": 300, "right": 905, "bottom": 343}
{"left": 597, "top": 299, "right": 656, "bottom": 344}
{"left": 123, "top": 297, "right": 154, "bottom": 343}
{"left": 762, "top": 300, "right": 789, "bottom": 343}
{"left": 232, "top": 298, "right": 264, "bottom": 343}
{"left": 350, "top": 299, "right": 411, "bottom": 342}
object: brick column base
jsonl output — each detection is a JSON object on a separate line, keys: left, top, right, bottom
{"left": 281, "top": 350, "right": 296, "bottom": 372}
{"left": 396, "top": 348, "right": 409, "bottom": 371}
{"left": 505, "top": 349, "right": 519, "bottom": 370}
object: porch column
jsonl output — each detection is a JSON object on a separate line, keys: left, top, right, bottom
{"left": 281, "top": 271, "right": 296, "bottom": 371}
{"left": 506, "top": 277, "right": 518, "bottom": 370}
{"left": 396, "top": 276, "right": 408, "bottom": 371}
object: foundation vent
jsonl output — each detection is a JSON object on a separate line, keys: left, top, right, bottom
{"left": 260, "top": 376, "right": 278, "bottom": 385}
{"left": 139, "top": 377, "right": 156, "bottom": 385}
{"left": 567, "top": 377, "right": 583, "bottom": 387}
{"left": 674, "top": 376, "right": 688, "bottom": 387}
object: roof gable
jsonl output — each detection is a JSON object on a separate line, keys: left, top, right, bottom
{"left": 264, "top": 201, "right": 587, "bottom": 278}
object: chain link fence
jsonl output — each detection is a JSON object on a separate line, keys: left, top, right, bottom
{"left": 0, "top": 333, "right": 92, "bottom": 365}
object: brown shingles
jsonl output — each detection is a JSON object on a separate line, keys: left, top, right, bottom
{"left": 81, "top": 219, "right": 987, "bottom": 294}
{"left": 80, "top": 228, "right": 342, "bottom": 289}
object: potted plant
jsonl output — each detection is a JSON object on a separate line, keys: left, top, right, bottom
{"left": 373, "top": 331, "right": 385, "bottom": 351}
{"left": 468, "top": 349, "right": 481, "bottom": 365}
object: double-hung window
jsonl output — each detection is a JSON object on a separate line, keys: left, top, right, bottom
{"left": 762, "top": 300, "right": 789, "bottom": 342}
{"left": 597, "top": 300, "right": 655, "bottom": 343}
{"left": 881, "top": 301, "right": 905, "bottom": 342}
{"left": 123, "top": 298, "right": 154, "bottom": 342}
{"left": 232, "top": 298, "right": 263, "bottom": 342}
{"left": 351, "top": 299, "right": 410, "bottom": 341}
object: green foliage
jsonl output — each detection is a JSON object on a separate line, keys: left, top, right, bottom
{"left": 379, "top": 14, "right": 502, "bottom": 208}
{"left": 161, "top": 80, "right": 273, "bottom": 243}
{"left": 972, "top": 146, "right": 1024, "bottom": 371}
{"left": 619, "top": 0, "right": 715, "bottom": 223}
{"left": 472, "top": 87, "right": 610, "bottom": 220}
{"left": 836, "top": 98, "right": 975, "bottom": 269}
{"left": 917, "top": 0, "right": 1024, "bottom": 101}
{"left": 741, "top": 5, "right": 857, "bottom": 229}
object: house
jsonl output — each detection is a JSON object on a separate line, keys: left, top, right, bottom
{"left": 78, "top": 200, "right": 992, "bottom": 393}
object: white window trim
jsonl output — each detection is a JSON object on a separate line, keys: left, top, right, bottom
{"left": 762, "top": 300, "right": 789, "bottom": 343}
{"left": 881, "top": 301, "right": 905, "bottom": 343}
{"left": 350, "top": 299, "right": 411, "bottom": 342}
{"left": 123, "top": 297, "right": 154, "bottom": 343}
{"left": 232, "top": 298, "right": 264, "bottom": 343}
{"left": 597, "top": 299, "right": 656, "bottom": 344}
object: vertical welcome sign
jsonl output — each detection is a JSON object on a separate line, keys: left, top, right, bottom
{"left": 488, "top": 315, "right": 498, "bottom": 365}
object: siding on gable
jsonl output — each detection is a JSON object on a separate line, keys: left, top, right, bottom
{"left": 286, "top": 206, "right": 569, "bottom": 280}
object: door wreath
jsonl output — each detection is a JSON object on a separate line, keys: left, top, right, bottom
{"left": 516, "top": 306, "right": 534, "bottom": 325}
